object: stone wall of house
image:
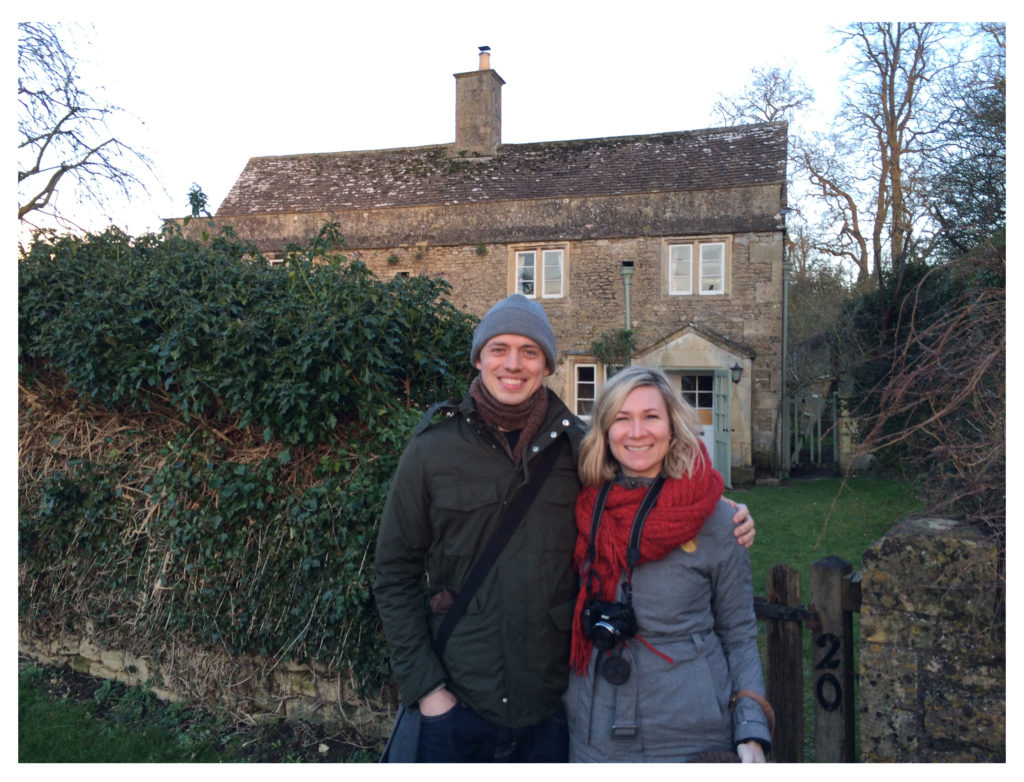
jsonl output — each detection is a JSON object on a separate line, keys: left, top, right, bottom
{"left": 351, "top": 233, "right": 783, "bottom": 471}
{"left": 18, "top": 623, "right": 392, "bottom": 738}
{"left": 348, "top": 231, "right": 783, "bottom": 473}
{"left": 859, "top": 517, "right": 1005, "bottom": 762}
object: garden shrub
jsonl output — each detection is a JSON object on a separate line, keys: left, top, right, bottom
{"left": 19, "top": 223, "right": 477, "bottom": 694}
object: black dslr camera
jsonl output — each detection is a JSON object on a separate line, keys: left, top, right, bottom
{"left": 580, "top": 600, "right": 637, "bottom": 649}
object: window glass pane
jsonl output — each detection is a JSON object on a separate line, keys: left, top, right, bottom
{"left": 680, "top": 374, "right": 713, "bottom": 409}
{"left": 517, "top": 252, "right": 536, "bottom": 297}
{"left": 669, "top": 245, "right": 692, "bottom": 294}
{"left": 543, "top": 250, "right": 563, "bottom": 297}
{"left": 700, "top": 243, "right": 724, "bottom": 293}
{"left": 701, "top": 243, "right": 724, "bottom": 262}
{"left": 575, "top": 364, "right": 597, "bottom": 418}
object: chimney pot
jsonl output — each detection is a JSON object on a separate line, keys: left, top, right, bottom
{"left": 479, "top": 45, "right": 491, "bottom": 70}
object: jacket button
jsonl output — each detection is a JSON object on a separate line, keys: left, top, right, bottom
{"left": 501, "top": 696, "right": 508, "bottom": 704}
{"left": 532, "top": 445, "right": 540, "bottom": 453}
{"left": 549, "top": 431, "right": 558, "bottom": 438}
{"left": 562, "top": 419, "right": 570, "bottom": 426}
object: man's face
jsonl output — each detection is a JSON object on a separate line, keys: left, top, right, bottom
{"left": 474, "top": 334, "right": 550, "bottom": 406}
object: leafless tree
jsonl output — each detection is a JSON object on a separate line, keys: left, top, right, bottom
{"left": 711, "top": 66, "right": 814, "bottom": 125}
{"left": 18, "top": 22, "right": 153, "bottom": 232}
{"left": 793, "top": 23, "right": 955, "bottom": 332}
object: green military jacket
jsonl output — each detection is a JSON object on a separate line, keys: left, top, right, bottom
{"left": 373, "top": 388, "right": 586, "bottom": 729}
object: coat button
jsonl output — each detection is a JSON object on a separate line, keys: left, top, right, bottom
{"left": 562, "top": 419, "right": 570, "bottom": 427}
{"left": 532, "top": 445, "right": 540, "bottom": 453}
{"left": 549, "top": 431, "right": 558, "bottom": 438}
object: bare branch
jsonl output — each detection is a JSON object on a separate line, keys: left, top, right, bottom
{"left": 17, "top": 22, "right": 154, "bottom": 230}
{"left": 712, "top": 66, "right": 814, "bottom": 126}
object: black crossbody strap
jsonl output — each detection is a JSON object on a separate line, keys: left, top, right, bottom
{"left": 432, "top": 435, "right": 565, "bottom": 658}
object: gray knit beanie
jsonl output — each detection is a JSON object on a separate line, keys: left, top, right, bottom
{"left": 471, "top": 294, "right": 557, "bottom": 370}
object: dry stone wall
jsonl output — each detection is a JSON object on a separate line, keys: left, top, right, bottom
{"left": 19, "top": 623, "right": 391, "bottom": 737}
{"left": 859, "top": 517, "right": 1004, "bottom": 762}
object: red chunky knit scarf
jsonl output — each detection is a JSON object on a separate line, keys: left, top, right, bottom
{"left": 569, "top": 443, "right": 724, "bottom": 674}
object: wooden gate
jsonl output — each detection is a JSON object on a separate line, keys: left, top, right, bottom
{"left": 755, "top": 557, "right": 861, "bottom": 762}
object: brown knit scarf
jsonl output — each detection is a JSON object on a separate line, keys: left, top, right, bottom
{"left": 469, "top": 376, "right": 550, "bottom": 465}
{"left": 569, "top": 442, "right": 724, "bottom": 674}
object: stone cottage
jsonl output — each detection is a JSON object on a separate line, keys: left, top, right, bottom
{"left": 197, "top": 49, "right": 789, "bottom": 485}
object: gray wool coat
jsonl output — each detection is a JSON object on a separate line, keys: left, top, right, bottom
{"left": 565, "top": 498, "right": 771, "bottom": 762}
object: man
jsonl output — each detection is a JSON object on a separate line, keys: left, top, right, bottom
{"left": 373, "top": 294, "right": 755, "bottom": 762}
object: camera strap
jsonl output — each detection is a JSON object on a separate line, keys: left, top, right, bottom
{"left": 584, "top": 476, "right": 665, "bottom": 603}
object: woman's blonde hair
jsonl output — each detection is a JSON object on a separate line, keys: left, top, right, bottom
{"left": 578, "top": 365, "right": 706, "bottom": 487}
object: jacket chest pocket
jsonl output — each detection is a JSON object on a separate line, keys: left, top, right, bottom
{"left": 429, "top": 481, "right": 501, "bottom": 597}
{"left": 433, "top": 481, "right": 500, "bottom": 527}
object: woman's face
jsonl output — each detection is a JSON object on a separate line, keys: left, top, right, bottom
{"left": 607, "top": 385, "right": 673, "bottom": 479}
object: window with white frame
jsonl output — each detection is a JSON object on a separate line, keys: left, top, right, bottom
{"left": 667, "top": 239, "right": 729, "bottom": 296}
{"left": 700, "top": 242, "right": 725, "bottom": 294}
{"left": 669, "top": 244, "right": 692, "bottom": 295}
{"left": 574, "top": 364, "right": 597, "bottom": 420}
{"left": 515, "top": 248, "right": 564, "bottom": 298}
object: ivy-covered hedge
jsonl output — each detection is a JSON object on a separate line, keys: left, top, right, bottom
{"left": 18, "top": 223, "right": 477, "bottom": 695}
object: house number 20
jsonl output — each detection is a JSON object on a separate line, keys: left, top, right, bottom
{"left": 814, "top": 633, "right": 842, "bottom": 711}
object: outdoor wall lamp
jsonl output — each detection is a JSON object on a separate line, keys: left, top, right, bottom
{"left": 730, "top": 363, "right": 743, "bottom": 384}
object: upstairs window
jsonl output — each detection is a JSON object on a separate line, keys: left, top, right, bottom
{"left": 667, "top": 239, "right": 730, "bottom": 296}
{"left": 669, "top": 245, "right": 692, "bottom": 295}
{"left": 700, "top": 243, "right": 725, "bottom": 294}
{"left": 515, "top": 248, "right": 564, "bottom": 299}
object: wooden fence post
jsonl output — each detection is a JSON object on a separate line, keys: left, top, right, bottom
{"left": 810, "top": 556, "right": 855, "bottom": 762}
{"left": 765, "top": 564, "right": 804, "bottom": 762}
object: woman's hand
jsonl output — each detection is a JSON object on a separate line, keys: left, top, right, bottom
{"left": 419, "top": 686, "right": 458, "bottom": 717}
{"left": 724, "top": 499, "right": 756, "bottom": 549}
{"left": 737, "top": 740, "right": 766, "bottom": 762}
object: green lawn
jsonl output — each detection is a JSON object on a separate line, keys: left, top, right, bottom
{"left": 17, "top": 661, "right": 377, "bottom": 763}
{"left": 18, "top": 665, "right": 234, "bottom": 762}
{"left": 727, "top": 477, "right": 922, "bottom": 598}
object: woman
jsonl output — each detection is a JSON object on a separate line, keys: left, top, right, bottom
{"left": 565, "top": 366, "right": 771, "bottom": 762}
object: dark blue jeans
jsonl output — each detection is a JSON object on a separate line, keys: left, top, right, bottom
{"left": 417, "top": 702, "right": 568, "bottom": 762}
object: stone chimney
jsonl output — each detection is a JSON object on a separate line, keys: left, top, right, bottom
{"left": 454, "top": 46, "right": 504, "bottom": 156}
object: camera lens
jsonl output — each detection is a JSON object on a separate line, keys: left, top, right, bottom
{"left": 591, "top": 620, "right": 617, "bottom": 649}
